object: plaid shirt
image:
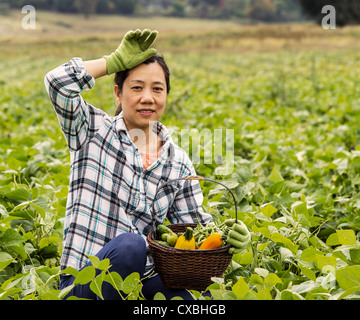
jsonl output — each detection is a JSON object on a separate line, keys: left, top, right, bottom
{"left": 44, "top": 58, "right": 211, "bottom": 274}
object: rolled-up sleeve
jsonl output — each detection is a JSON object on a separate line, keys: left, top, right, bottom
{"left": 44, "top": 57, "right": 97, "bottom": 151}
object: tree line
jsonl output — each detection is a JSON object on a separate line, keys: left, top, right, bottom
{"left": 4, "top": 0, "right": 360, "bottom": 25}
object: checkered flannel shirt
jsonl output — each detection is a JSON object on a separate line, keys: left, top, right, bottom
{"left": 44, "top": 58, "right": 211, "bottom": 274}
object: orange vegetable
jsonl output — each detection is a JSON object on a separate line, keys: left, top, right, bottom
{"left": 199, "top": 233, "right": 223, "bottom": 250}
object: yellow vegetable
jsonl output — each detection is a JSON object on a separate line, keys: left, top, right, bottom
{"left": 175, "top": 227, "right": 196, "bottom": 250}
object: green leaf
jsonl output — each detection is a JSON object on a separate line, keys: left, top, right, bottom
{"left": 153, "top": 292, "right": 166, "bottom": 300}
{"left": 336, "top": 266, "right": 360, "bottom": 290}
{"left": 104, "top": 272, "right": 123, "bottom": 291}
{"left": 280, "top": 289, "right": 304, "bottom": 300}
{"left": 261, "top": 203, "right": 278, "bottom": 218}
{"left": 86, "top": 255, "right": 100, "bottom": 268}
{"left": 300, "top": 246, "right": 321, "bottom": 263}
{"left": 336, "top": 229, "right": 356, "bottom": 245}
{"left": 122, "top": 272, "right": 140, "bottom": 294}
{"left": 255, "top": 288, "right": 272, "bottom": 300}
{"left": 90, "top": 272, "right": 105, "bottom": 300}
{"left": 316, "top": 254, "right": 336, "bottom": 271}
{"left": 0, "top": 228, "right": 25, "bottom": 247}
{"left": 349, "top": 248, "right": 360, "bottom": 264}
{"left": 268, "top": 165, "right": 283, "bottom": 183}
{"left": 232, "top": 277, "right": 249, "bottom": 299}
{"left": 61, "top": 266, "right": 79, "bottom": 278}
{"left": 0, "top": 252, "right": 15, "bottom": 271}
{"left": 337, "top": 286, "right": 360, "bottom": 300}
{"left": 270, "top": 232, "right": 298, "bottom": 254}
{"left": 235, "top": 166, "right": 252, "bottom": 185}
{"left": 5, "top": 188, "right": 31, "bottom": 202}
{"left": 239, "top": 251, "right": 253, "bottom": 264}
{"left": 264, "top": 273, "right": 282, "bottom": 287}
{"left": 249, "top": 274, "right": 263, "bottom": 286}
{"left": 326, "top": 233, "right": 340, "bottom": 246}
{"left": 73, "top": 266, "right": 96, "bottom": 285}
{"left": 268, "top": 181, "right": 284, "bottom": 194}
{"left": 300, "top": 266, "right": 316, "bottom": 281}
{"left": 30, "top": 197, "right": 48, "bottom": 218}
{"left": 86, "top": 255, "right": 110, "bottom": 270}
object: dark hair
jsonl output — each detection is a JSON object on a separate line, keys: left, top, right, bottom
{"left": 114, "top": 54, "right": 170, "bottom": 116}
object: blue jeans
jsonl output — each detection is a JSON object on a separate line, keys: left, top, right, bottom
{"left": 59, "top": 233, "right": 195, "bottom": 300}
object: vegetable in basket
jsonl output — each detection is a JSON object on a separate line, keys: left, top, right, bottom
{"left": 157, "top": 224, "right": 172, "bottom": 235}
{"left": 199, "top": 233, "right": 225, "bottom": 250}
{"left": 175, "top": 227, "right": 196, "bottom": 249}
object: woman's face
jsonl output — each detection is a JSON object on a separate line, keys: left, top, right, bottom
{"left": 115, "top": 62, "right": 167, "bottom": 133}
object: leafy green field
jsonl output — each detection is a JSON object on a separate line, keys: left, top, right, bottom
{"left": 1, "top": 11, "right": 360, "bottom": 300}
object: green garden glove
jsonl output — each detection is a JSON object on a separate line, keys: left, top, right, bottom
{"left": 103, "top": 29, "right": 158, "bottom": 75}
{"left": 225, "top": 219, "right": 251, "bottom": 255}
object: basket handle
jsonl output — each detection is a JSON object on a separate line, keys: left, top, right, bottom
{"left": 150, "top": 175, "right": 238, "bottom": 231}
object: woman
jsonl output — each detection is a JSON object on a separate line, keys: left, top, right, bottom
{"left": 44, "top": 29, "right": 247, "bottom": 300}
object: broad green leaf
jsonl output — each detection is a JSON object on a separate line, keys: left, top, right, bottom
{"left": 301, "top": 246, "right": 322, "bottom": 263}
{"left": 104, "top": 271, "right": 123, "bottom": 291}
{"left": 300, "top": 266, "right": 316, "bottom": 281}
{"left": 270, "top": 232, "right": 298, "bottom": 254}
{"left": 279, "top": 247, "right": 294, "bottom": 263}
{"left": 223, "top": 291, "right": 238, "bottom": 300}
{"left": 153, "top": 292, "right": 166, "bottom": 300}
{"left": 90, "top": 272, "right": 105, "bottom": 300}
{"left": 336, "top": 266, "right": 360, "bottom": 290}
{"left": 232, "top": 277, "right": 249, "bottom": 299}
{"left": 73, "top": 266, "right": 96, "bottom": 285}
{"left": 258, "top": 227, "right": 271, "bottom": 238}
{"left": 316, "top": 254, "right": 336, "bottom": 271}
{"left": 58, "top": 284, "right": 75, "bottom": 299}
{"left": 261, "top": 203, "right": 278, "bottom": 218}
{"left": 0, "top": 228, "right": 25, "bottom": 247}
{"left": 239, "top": 251, "right": 253, "bottom": 264}
{"left": 280, "top": 289, "right": 303, "bottom": 300}
{"left": 336, "top": 229, "right": 356, "bottom": 245}
{"left": 268, "top": 181, "right": 284, "bottom": 194}
{"left": 255, "top": 268, "right": 269, "bottom": 277}
{"left": 235, "top": 166, "right": 252, "bottom": 185}
{"left": 249, "top": 274, "right": 263, "bottom": 286}
{"left": 4, "top": 188, "right": 31, "bottom": 202}
{"left": 292, "top": 201, "right": 308, "bottom": 217}
{"left": 0, "top": 252, "right": 15, "bottom": 271}
{"left": 264, "top": 273, "right": 282, "bottom": 287}
{"left": 326, "top": 233, "right": 340, "bottom": 246}
{"left": 337, "top": 286, "right": 360, "bottom": 300}
{"left": 268, "top": 165, "right": 283, "bottom": 183}
{"left": 86, "top": 255, "right": 100, "bottom": 268}
{"left": 61, "top": 266, "right": 79, "bottom": 278}
{"left": 255, "top": 288, "right": 272, "bottom": 300}
{"left": 30, "top": 197, "right": 48, "bottom": 218}
{"left": 87, "top": 255, "right": 110, "bottom": 270}
{"left": 122, "top": 272, "right": 140, "bottom": 294}
{"left": 349, "top": 248, "right": 360, "bottom": 264}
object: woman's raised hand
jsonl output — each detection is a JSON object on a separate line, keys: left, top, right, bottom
{"left": 103, "top": 29, "right": 158, "bottom": 75}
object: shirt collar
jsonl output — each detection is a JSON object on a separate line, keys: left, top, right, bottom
{"left": 114, "top": 112, "right": 172, "bottom": 145}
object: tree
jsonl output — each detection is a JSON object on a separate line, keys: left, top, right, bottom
{"left": 74, "top": 0, "right": 100, "bottom": 18}
{"left": 299, "top": 0, "right": 360, "bottom": 27}
{"left": 245, "top": 0, "right": 277, "bottom": 22}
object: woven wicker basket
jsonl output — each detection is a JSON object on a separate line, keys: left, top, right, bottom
{"left": 147, "top": 175, "right": 237, "bottom": 291}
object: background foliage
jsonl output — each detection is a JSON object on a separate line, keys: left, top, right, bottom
{"left": 1, "top": 10, "right": 360, "bottom": 300}
{"left": 3, "top": 0, "right": 304, "bottom": 21}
